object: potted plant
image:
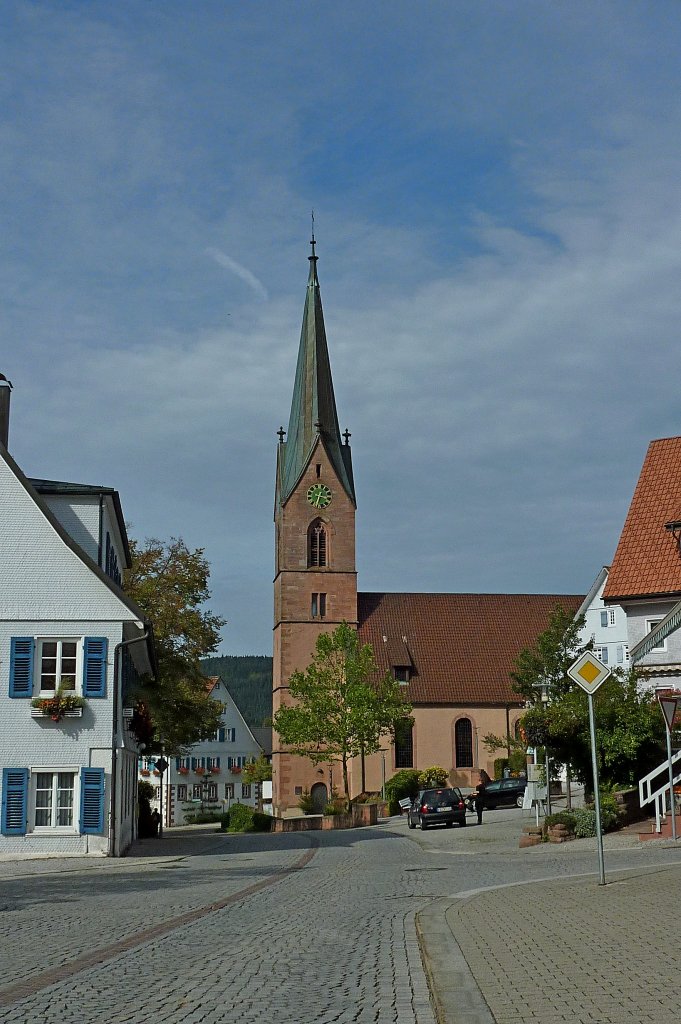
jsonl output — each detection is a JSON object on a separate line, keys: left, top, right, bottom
{"left": 195, "top": 766, "right": 206, "bottom": 775}
{"left": 231, "top": 765, "right": 242, "bottom": 775}
{"left": 210, "top": 765, "right": 221, "bottom": 774}
{"left": 140, "top": 769, "right": 151, "bottom": 777}
{"left": 31, "top": 680, "right": 86, "bottom": 722}
{"left": 178, "top": 766, "right": 189, "bottom": 775}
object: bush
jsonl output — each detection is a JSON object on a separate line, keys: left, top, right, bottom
{"left": 589, "top": 792, "right": 621, "bottom": 833}
{"left": 385, "top": 769, "right": 421, "bottom": 815}
{"left": 418, "top": 766, "right": 449, "bottom": 788}
{"left": 494, "top": 757, "right": 509, "bottom": 779}
{"left": 572, "top": 808, "right": 597, "bottom": 837}
{"left": 509, "top": 749, "right": 528, "bottom": 775}
{"left": 297, "top": 789, "right": 315, "bottom": 814}
{"left": 222, "top": 804, "right": 272, "bottom": 833}
{"left": 185, "top": 810, "right": 223, "bottom": 824}
{"left": 227, "top": 803, "right": 255, "bottom": 832}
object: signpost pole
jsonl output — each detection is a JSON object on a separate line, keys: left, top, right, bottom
{"left": 665, "top": 718, "right": 678, "bottom": 842}
{"left": 587, "top": 693, "right": 606, "bottom": 886}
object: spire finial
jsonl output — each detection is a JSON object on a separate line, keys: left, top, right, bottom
{"left": 277, "top": 426, "right": 286, "bottom": 443}
{"left": 309, "top": 209, "right": 318, "bottom": 262}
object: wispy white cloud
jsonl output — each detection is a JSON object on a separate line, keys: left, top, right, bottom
{"left": 205, "top": 248, "right": 268, "bottom": 301}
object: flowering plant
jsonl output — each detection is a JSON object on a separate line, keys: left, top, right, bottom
{"left": 31, "top": 680, "right": 86, "bottom": 722}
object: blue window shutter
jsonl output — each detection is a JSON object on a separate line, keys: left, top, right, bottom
{"left": 201, "top": 757, "right": 206, "bottom": 769}
{"left": 83, "top": 638, "right": 107, "bottom": 698}
{"left": 191, "top": 757, "right": 197, "bottom": 769}
{"left": 1, "top": 769, "right": 28, "bottom": 835}
{"left": 80, "top": 768, "right": 105, "bottom": 834}
{"left": 175, "top": 757, "right": 181, "bottom": 770}
{"left": 216, "top": 757, "right": 220, "bottom": 768}
{"left": 9, "top": 638, "right": 34, "bottom": 698}
{"left": 218, "top": 727, "right": 226, "bottom": 743}
{"left": 231, "top": 728, "right": 236, "bottom": 742}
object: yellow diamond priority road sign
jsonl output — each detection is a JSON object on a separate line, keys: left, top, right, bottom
{"left": 568, "top": 651, "right": 611, "bottom": 694}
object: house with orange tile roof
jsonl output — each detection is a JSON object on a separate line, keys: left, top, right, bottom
{"left": 271, "top": 243, "right": 583, "bottom": 813}
{"left": 603, "top": 437, "right": 681, "bottom": 687}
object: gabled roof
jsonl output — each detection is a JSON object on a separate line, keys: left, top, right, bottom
{"left": 30, "top": 477, "right": 131, "bottom": 563}
{"left": 0, "top": 445, "right": 155, "bottom": 675}
{"left": 279, "top": 246, "right": 355, "bottom": 506}
{"left": 603, "top": 437, "right": 681, "bottom": 602}
{"left": 358, "top": 592, "right": 583, "bottom": 705}
{"left": 576, "top": 566, "right": 609, "bottom": 619}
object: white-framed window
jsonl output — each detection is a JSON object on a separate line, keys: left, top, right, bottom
{"left": 394, "top": 666, "right": 410, "bottom": 684}
{"left": 206, "top": 782, "right": 218, "bottom": 801}
{"left": 241, "top": 784, "right": 251, "bottom": 799}
{"left": 595, "top": 646, "right": 609, "bottom": 664}
{"left": 192, "top": 784, "right": 202, "bottom": 799}
{"left": 177, "top": 784, "right": 187, "bottom": 801}
{"left": 646, "top": 619, "right": 666, "bottom": 652}
{"left": 38, "top": 639, "right": 80, "bottom": 696}
{"left": 225, "top": 783, "right": 234, "bottom": 799}
{"left": 32, "top": 770, "right": 77, "bottom": 831}
{"left": 600, "top": 611, "right": 608, "bottom": 628}
{"left": 609, "top": 609, "right": 616, "bottom": 626}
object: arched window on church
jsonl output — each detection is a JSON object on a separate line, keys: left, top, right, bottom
{"left": 308, "top": 519, "right": 328, "bottom": 567}
{"left": 454, "top": 718, "right": 473, "bottom": 768}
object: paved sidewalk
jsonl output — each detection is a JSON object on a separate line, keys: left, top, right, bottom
{"left": 419, "top": 862, "right": 681, "bottom": 1024}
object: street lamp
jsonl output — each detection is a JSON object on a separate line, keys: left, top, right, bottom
{"left": 533, "top": 681, "right": 551, "bottom": 817}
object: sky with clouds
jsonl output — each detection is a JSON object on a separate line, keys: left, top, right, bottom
{"left": 3, "top": 2, "right": 681, "bottom": 654}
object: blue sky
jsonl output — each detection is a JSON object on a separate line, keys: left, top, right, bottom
{"left": 3, "top": 2, "right": 681, "bottom": 654}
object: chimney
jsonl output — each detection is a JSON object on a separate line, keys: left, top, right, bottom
{"left": 0, "top": 376, "right": 11, "bottom": 449}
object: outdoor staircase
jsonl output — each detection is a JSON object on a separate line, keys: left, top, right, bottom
{"left": 638, "top": 748, "right": 681, "bottom": 835}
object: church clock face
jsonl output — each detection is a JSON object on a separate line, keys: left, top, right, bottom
{"left": 307, "top": 483, "right": 332, "bottom": 509}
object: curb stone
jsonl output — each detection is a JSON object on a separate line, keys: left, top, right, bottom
{"left": 416, "top": 899, "right": 495, "bottom": 1024}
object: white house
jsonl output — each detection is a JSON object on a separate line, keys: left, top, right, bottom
{"left": 603, "top": 437, "right": 681, "bottom": 690}
{"left": 0, "top": 381, "right": 155, "bottom": 856}
{"left": 150, "top": 676, "right": 265, "bottom": 826}
{"left": 577, "top": 567, "right": 630, "bottom": 671}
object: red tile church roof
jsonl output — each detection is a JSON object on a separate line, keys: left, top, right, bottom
{"left": 357, "top": 592, "right": 583, "bottom": 706}
{"left": 603, "top": 437, "right": 681, "bottom": 602}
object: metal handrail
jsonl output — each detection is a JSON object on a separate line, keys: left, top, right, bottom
{"left": 639, "top": 748, "right": 681, "bottom": 833}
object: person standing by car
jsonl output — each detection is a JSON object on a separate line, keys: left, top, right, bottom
{"left": 474, "top": 770, "right": 491, "bottom": 825}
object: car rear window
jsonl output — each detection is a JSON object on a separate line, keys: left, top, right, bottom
{"left": 424, "top": 788, "right": 459, "bottom": 806}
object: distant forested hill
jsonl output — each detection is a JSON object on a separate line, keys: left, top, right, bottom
{"left": 201, "top": 655, "right": 272, "bottom": 729}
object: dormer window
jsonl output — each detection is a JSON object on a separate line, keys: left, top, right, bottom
{"left": 394, "top": 666, "right": 410, "bottom": 685}
{"left": 308, "top": 519, "right": 328, "bottom": 567}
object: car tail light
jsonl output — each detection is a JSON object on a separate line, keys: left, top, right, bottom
{"left": 420, "top": 804, "right": 428, "bottom": 813}
{"left": 458, "top": 801, "right": 465, "bottom": 808}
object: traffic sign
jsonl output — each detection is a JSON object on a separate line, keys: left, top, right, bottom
{"left": 658, "top": 695, "right": 678, "bottom": 733}
{"left": 568, "top": 651, "right": 611, "bottom": 694}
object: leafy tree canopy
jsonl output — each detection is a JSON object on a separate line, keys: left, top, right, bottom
{"left": 511, "top": 604, "right": 590, "bottom": 702}
{"left": 242, "top": 754, "right": 272, "bottom": 785}
{"left": 125, "top": 537, "right": 226, "bottom": 753}
{"left": 272, "top": 622, "right": 412, "bottom": 806}
{"left": 522, "top": 669, "right": 665, "bottom": 788}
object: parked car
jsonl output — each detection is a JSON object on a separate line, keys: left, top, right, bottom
{"left": 481, "top": 777, "right": 527, "bottom": 809}
{"left": 407, "top": 787, "right": 467, "bottom": 830}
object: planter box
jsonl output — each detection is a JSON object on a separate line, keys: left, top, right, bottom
{"left": 31, "top": 707, "right": 83, "bottom": 719}
{"left": 322, "top": 813, "right": 354, "bottom": 830}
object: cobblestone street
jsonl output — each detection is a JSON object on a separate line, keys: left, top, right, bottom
{"left": 1, "top": 819, "right": 681, "bottom": 1024}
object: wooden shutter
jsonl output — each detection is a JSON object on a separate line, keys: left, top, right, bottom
{"left": 218, "top": 727, "right": 226, "bottom": 743}
{"left": 9, "top": 638, "right": 34, "bottom": 698}
{"left": 83, "top": 638, "right": 108, "bottom": 698}
{"left": 1, "top": 768, "right": 28, "bottom": 835}
{"left": 79, "top": 768, "right": 105, "bottom": 834}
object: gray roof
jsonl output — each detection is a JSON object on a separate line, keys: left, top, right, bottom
{"left": 278, "top": 247, "right": 355, "bottom": 507}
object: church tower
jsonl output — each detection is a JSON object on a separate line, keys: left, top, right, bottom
{"left": 272, "top": 240, "right": 357, "bottom": 814}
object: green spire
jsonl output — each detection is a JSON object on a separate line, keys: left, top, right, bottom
{"left": 279, "top": 243, "right": 355, "bottom": 506}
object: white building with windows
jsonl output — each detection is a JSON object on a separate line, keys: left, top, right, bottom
{"left": 0, "top": 382, "right": 155, "bottom": 856}
{"left": 577, "top": 567, "right": 630, "bottom": 671}
{"left": 150, "top": 676, "right": 265, "bottom": 826}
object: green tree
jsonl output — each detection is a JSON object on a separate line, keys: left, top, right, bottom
{"left": 124, "top": 537, "right": 226, "bottom": 753}
{"left": 272, "top": 622, "right": 412, "bottom": 808}
{"left": 522, "top": 669, "right": 665, "bottom": 788}
{"left": 511, "top": 604, "right": 590, "bottom": 701}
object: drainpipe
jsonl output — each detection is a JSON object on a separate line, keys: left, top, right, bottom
{"left": 109, "top": 632, "right": 150, "bottom": 858}
{"left": 0, "top": 378, "right": 11, "bottom": 449}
